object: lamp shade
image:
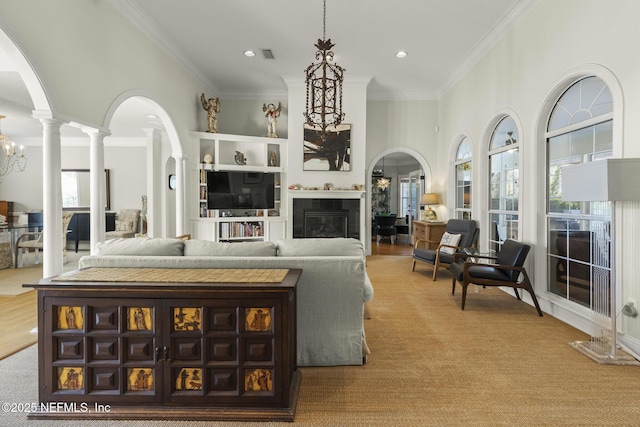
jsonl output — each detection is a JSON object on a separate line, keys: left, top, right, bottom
{"left": 420, "top": 193, "right": 439, "bottom": 205}
{"left": 561, "top": 159, "right": 640, "bottom": 202}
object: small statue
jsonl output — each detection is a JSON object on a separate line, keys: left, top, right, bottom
{"left": 262, "top": 102, "right": 282, "bottom": 138}
{"left": 234, "top": 151, "right": 246, "bottom": 165}
{"left": 269, "top": 150, "right": 278, "bottom": 167}
{"left": 201, "top": 93, "right": 221, "bottom": 133}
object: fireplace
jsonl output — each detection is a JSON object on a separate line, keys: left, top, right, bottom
{"left": 304, "top": 210, "right": 348, "bottom": 238}
{"left": 292, "top": 197, "right": 360, "bottom": 239}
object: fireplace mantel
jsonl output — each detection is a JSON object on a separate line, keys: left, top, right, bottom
{"left": 287, "top": 190, "right": 365, "bottom": 199}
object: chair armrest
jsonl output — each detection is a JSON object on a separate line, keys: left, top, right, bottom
{"left": 414, "top": 238, "right": 438, "bottom": 249}
{"left": 16, "top": 232, "right": 42, "bottom": 245}
{"left": 466, "top": 254, "right": 498, "bottom": 261}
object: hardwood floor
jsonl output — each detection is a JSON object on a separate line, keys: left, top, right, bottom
{"left": 0, "top": 291, "right": 37, "bottom": 359}
{"left": 0, "top": 250, "right": 86, "bottom": 359}
{"left": 370, "top": 234, "right": 414, "bottom": 256}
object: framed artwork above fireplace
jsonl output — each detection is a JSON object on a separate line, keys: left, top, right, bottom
{"left": 303, "top": 123, "right": 351, "bottom": 171}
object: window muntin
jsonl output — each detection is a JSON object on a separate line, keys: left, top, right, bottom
{"left": 548, "top": 76, "right": 612, "bottom": 132}
{"left": 546, "top": 76, "right": 613, "bottom": 308}
{"left": 489, "top": 116, "right": 519, "bottom": 253}
{"left": 455, "top": 137, "right": 472, "bottom": 220}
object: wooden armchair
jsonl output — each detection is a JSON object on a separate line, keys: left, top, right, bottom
{"left": 449, "top": 239, "right": 543, "bottom": 316}
{"left": 412, "top": 219, "right": 478, "bottom": 280}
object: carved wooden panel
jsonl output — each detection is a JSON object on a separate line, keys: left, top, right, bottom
{"left": 36, "top": 271, "right": 300, "bottom": 419}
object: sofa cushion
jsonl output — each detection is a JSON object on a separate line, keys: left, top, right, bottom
{"left": 114, "top": 220, "right": 134, "bottom": 231}
{"left": 276, "top": 238, "right": 364, "bottom": 257}
{"left": 183, "top": 240, "right": 277, "bottom": 257}
{"left": 96, "top": 237, "right": 184, "bottom": 256}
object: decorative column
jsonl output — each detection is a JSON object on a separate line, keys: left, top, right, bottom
{"left": 173, "top": 153, "right": 186, "bottom": 236}
{"left": 87, "top": 129, "right": 110, "bottom": 254}
{"left": 35, "top": 115, "right": 65, "bottom": 277}
{"left": 144, "top": 128, "right": 162, "bottom": 238}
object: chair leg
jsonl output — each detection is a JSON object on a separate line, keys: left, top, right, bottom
{"left": 513, "top": 288, "right": 521, "bottom": 300}
{"left": 521, "top": 276, "right": 543, "bottom": 317}
{"left": 432, "top": 264, "right": 438, "bottom": 281}
{"left": 412, "top": 260, "right": 416, "bottom": 271}
{"left": 461, "top": 283, "right": 469, "bottom": 310}
{"left": 452, "top": 277, "right": 457, "bottom": 295}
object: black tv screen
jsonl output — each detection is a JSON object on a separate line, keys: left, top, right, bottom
{"left": 207, "top": 171, "right": 275, "bottom": 209}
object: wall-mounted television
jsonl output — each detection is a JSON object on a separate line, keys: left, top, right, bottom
{"left": 207, "top": 171, "right": 275, "bottom": 209}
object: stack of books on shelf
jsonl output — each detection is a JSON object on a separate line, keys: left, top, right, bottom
{"left": 220, "top": 221, "right": 263, "bottom": 239}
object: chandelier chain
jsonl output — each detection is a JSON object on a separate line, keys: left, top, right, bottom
{"left": 323, "top": 0, "right": 326, "bottom": 40}
{"left": 304, "top": 0, "right": 345, "bottom": 142}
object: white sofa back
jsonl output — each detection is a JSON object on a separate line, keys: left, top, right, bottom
{"left": 80, "top": 237, "right": 373, "bottom": 367}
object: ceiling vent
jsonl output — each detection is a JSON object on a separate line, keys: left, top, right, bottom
{"left": 261, "top": 49, "right": 275, "bottom": 59}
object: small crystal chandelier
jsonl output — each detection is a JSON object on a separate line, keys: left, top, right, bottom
{"left": 304, "top": 0, "right": 345, "bottom": 141}
{"left": 376, "top": 157, "right": 390, "bottom": 189}
{"left": 0, "top": 115, "right": 27, "bottom": 179}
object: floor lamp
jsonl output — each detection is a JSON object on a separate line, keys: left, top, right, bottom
{"left": 561, "top": 158, "right": 640, "bottom": 365}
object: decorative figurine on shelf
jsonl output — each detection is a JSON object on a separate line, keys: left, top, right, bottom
{"left": 262, "top": 102, "right": 282, "bottom": 138}
{"left": 234, "top": 151, "right": 246, "bottom": 165}
{"left": 269, "top": 150, "right": 278, "bottom": 167}
{"left": 201, "top": 93, "right": 220, "bottom": 133}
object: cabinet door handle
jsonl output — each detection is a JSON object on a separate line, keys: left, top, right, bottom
{"left": 163, "top": 346, "right": 170, "bottom": 361}
{"left": 155, "top": 347, "right": 161, "bottom": 362}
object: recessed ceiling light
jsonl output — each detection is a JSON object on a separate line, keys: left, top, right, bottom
{"left": 395, "top": 51, "right": 408, "bottom": 59}
{"left": 145, "top": 114, "right": 158, "bottom": 119}
{"left": 244, "top": 50, "right": 256, "bottom": 57}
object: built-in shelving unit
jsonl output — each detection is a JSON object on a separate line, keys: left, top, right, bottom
{"left": 191, "top": 132, "right": 287, "bottom": 243}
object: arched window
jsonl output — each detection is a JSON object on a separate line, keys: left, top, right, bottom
{"left": 454, "top": 137, "right": 472, "bottom": 219}
{"left": 488, "top": 116, "right": 519, "bottom": 253}
{"left": 546, "top": 76, "right": 613, "bottom": 308}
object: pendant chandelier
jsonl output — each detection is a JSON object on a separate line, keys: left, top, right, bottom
{"left": 304, "top": 0, "right": 345, "bottom": 141}
{"left": 0, "top": 115, "right": 27, "bottom": 180}
{"left": 377, "top": 157, "right": 390, "bottom": 189}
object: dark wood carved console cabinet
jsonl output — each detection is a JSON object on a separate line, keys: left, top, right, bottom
{"left": 26, "top": 268, "right": 301, "bottom": 422}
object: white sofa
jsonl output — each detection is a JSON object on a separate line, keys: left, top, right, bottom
{"left": 78, "top": 237, "right": 374, "bottom": 367}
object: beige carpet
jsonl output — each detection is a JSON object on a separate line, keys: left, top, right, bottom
{"left": 1, "top": 255, "right": 639, "bottom": 426}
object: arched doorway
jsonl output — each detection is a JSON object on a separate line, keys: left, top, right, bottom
{"left": 366, "top": 148, "right": 433, "bottom": 256}
{"left": 103, "top": 92, "right": 185, "bottom": 238}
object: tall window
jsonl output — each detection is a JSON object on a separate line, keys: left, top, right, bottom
{"left": 546, "top": 76, "right": 613, "bottom": 308}
{"left": 488, "top": 117, "right": 519, "bottom": 253}
{"left": 399, "top": 177, "right": 412, "bottom": 218}
{"left": 455, "top": 137, "right": 472, "bottom": 219}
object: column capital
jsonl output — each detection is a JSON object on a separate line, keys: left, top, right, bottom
{"left": 82, "top": 127, "right": 111, "bottom": 140}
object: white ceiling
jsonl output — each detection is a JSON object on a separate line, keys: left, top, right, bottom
{"left": 0, "top": 0, "right": 531, "bottom": 141}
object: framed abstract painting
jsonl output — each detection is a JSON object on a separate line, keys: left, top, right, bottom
{"left": 303, "top": 123, "right": 351, "bottom": 171}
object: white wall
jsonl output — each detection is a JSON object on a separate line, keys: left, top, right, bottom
{"left": 217, "top": 99, "right": 289, "bottom": 139}
{"left": 366, "top": 100, "right": 438, "bottom": 181}
{"left": 0, "top": 144, "right": 146, "bottom": 214}
{"left": 285, "top": 77, "right": 369, "bottom": 190}
{"left": 436, "top": 0, "right": 640, "bottom": 356}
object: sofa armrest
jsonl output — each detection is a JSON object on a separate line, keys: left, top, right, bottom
{"left": 364, "top": 273, "right": 374, "bottom": 302}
